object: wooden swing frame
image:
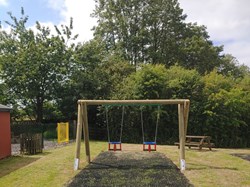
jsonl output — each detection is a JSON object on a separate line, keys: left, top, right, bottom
{"left": 74, "top": 99, "right": 190, "bottom": 171}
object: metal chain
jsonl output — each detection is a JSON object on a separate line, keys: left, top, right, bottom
{"left": 119, "top": 106, "right": 125, "bottom": 143}
{"left": 154, "top": 105, "right": 161, "bottom": 143}
{"left": 141, "top": 107, "right": 145, "bottom": 143}
{"left": 105, "top": 106, "right": 110, "bottom": 143}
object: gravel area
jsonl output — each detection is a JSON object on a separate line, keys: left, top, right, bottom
{"left": 11, "top": 140, "right": 73, "bottom": 155}
{"left": 231, "top": 153, "right": 250, "bottom": 162}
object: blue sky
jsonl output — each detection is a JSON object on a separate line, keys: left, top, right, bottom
{"left": 0, "top": 0, "right": 62, "bottom": 25}
{"left": 1, "top": 0, "right": 250, "bottom": 67}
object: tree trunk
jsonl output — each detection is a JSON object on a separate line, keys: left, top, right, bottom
{"left": 36, "top": 96, "right": 44, "bottom": 123}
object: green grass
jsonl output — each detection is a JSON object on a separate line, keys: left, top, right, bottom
{"left": 0, "top": 141, "right": 106, "bottom": 187}
{"left": 0, "top": 142, "right": 250, "bottom": 187}
{"left": 157, "top": 145, "right": 250, "bottom": 187}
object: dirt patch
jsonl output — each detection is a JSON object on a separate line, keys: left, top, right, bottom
{"left": 231, "top": 153, "right": 250, "bottom": 162}
{"left": 67, "top": 151, "right": 193, "bottom": 187}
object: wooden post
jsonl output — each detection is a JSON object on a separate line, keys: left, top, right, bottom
{"left": 184, "top": 101, "right": 190, "bottom": 138}
{"left": 74, "top": 103, "right": 83, "bottom": 170}
{"left": 82, "top": 103, "right": 91, "bottom": 163}
{"left": 178, "top": 104, "right": 185, "bottom": 171}
{"left": 73, "top": 120, "right": 77, "bottom": 139}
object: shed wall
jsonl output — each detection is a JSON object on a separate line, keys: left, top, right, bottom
{"left": 0, "top": 112, "right": 11, "bottom": 159}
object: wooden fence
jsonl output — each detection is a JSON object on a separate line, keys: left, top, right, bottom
{"left": 20, "top": 133, "right": 43, "bottom": 155}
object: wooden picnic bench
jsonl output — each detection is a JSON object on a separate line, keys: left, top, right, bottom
{"left": 174, "top": 135, "right": 214, "bottom": 150}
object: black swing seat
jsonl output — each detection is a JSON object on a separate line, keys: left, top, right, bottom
{"left": 108, "top": 141, "right": 122, "bottom": 151}
{"left": 143, "top": 141, "right": 156, "bottom": 152}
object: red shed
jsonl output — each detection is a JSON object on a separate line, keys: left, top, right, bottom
{"left": 0, "top": 104, "right": 12, "bottom": 159}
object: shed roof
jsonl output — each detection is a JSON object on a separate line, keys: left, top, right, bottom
{"left": 0, "top": 104, "right": 12, "bottom": 112}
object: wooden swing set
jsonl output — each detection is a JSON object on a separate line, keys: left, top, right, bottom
{"left": 74, "top": 99, "right": 190, "bottom": 171}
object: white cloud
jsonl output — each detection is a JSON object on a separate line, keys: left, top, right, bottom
{"left": 32, "top": 0, "right": 96, "bottom": 45}
{"left": 46, "top": 0, "right": 66, "bottom": 20}
{"left": 224, "top": 41, "right": 250, "bottom": 66}
{"left": 28, "top": 21, "right": 57, "bottom": 36}
{"left": 0, "top": 0, "right": 8, "bottom": 6}
{"left": 47, "top": 0, "right": 65, "bottom": 11}
{"left": 57, "top": 0, "right": 97, "bottom": 43}
{"left": 43, "top": 0, "right": 97, "bottom": 43}
{"left": 0, "top": 24, "right": 11, "bottom": 33}
{"left": 179, "top": 0, "right": 250, "bottom": 67}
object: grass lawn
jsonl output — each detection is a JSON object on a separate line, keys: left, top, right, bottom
{"left": 157, "top": 145, "right": 250, "bottom": 187}
{"left": 0, "top": 141, "right": 107, "bottom": 187}
{"left": 0, "top": 141, "right": 250, "bottom": 187}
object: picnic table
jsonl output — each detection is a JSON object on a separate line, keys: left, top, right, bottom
{"left": 175, "top": 135, "right": 214, "bottom": 150}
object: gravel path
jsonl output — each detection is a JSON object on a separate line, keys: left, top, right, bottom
{"left": 67, "top": 151, "right": 193, "bottom": 187}
{"left": 231, "top": 153, "right": 250, "bottom": 162}
{"left": 11, "top": 140, "right": 72, "bottom": 155}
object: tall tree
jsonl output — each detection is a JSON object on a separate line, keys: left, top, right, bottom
{"left": 0, "top": 8, "right": 75, "bottom": 122}
{"left": 218, "top": 54, "right": 249, "bottom": 78}
{"left": 93, "top": 0, "right": 223, "bottom": 73}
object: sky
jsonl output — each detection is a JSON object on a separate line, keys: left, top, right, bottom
{"left": 0, "top": 0, "right": 250, "bottom": 67}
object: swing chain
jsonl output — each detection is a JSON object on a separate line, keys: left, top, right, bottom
{"left": 141, "top": 105, "right": 161, "bottom": 143}
{"left": 105, "top": 106, "right": 110, "bottom": 143}
{"left": 154, "top": 105, "right": 161, "bottom": 143}
{"left": 105, "top": 105, "right": 125, "bottom": 143}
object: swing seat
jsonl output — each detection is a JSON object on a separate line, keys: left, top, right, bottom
{"left": 108, "top": 141, "right": 122, "bottom": 151}
{"left": 143, "top": 141, "right": 156, "bottom": 152}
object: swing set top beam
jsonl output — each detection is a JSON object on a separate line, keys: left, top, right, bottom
{"left": 78, "top": 99, "right": 190, "bottom": 106}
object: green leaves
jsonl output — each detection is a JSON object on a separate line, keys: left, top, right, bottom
{"left": 93, "top": 0, "right": 223, "bottom": 74}
{"left": 0, "top": 8, "right": 75, "bottom": 122}
{"left": 201, "top": 70, "right": 250, "bottom": 147}
{"left": 113, "top": 64, "right": 250, "bottom": 147}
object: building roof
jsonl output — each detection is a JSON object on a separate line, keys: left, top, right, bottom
{"left": 0, "top": 104, "right": 12, "bottom": 112}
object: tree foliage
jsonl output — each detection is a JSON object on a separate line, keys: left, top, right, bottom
{"left": 113, "top": 64, "right": 250, "bottom": 147}
{"left": 93, "top": 0, "right": 223, "bottom": 73}
{"left": 218, "top": 54, "right": 249, "bottom": 78}
{"left": 199, "top": 70, "right": 250, "bottom": 147}
{"left": 0, "top": 8, "right": 75, "bottom": 122}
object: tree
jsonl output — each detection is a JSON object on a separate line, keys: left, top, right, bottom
{"left": 179, "top": 31, "right": 223, "bottom": 74}
{"left": 218, "top": 54, "right": 249, "bottom": 78}
{"left": 93, "top": 0, "right": 185, "bottom": 65}
{"left": 114, "top": 64, "right": 206, "bottom": 143}
{"left": 0, "top": 8, "right": 75, "bottom": 122}
{"left": 116, "top": 64, "right": 168, "bottom": 99}
{"left": 201, "top": 70, "right": 250, "bottom": 147}
{"left": 95, "top": 54, "right": 135, "bottom": 99}
{"left": 93, "top": 0, "right": 223, "bottom": 73}
{"left": 54, "top": 39, "right": 105, "bottom": 120}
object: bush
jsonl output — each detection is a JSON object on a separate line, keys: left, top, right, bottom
{"left": 43, "top": 129, "right": 57, "bottom": 140}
